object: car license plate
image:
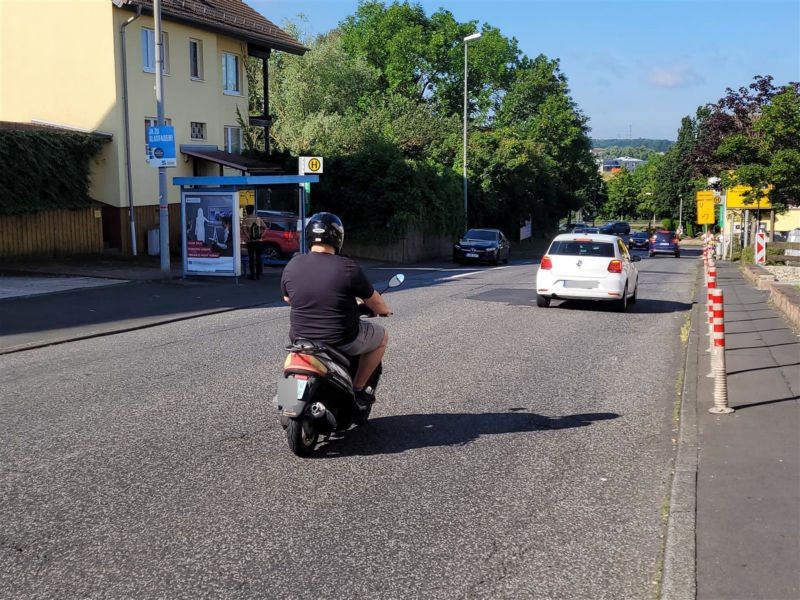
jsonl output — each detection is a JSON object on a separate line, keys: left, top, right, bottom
{"left": 465, "top": 252, "right": 479, "bottom": 258}
{"left": 659, "top": 242, "right": 669, "bottom": 246}
{"left": 564, "top": 280, "right": 597, "bottom": 289}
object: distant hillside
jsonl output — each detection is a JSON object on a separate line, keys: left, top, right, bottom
{"left": 592, "top": 138, "right": 673, "bottom": 152}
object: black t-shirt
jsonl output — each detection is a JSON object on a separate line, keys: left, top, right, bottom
{"left": 280, "top": 252, "right": 375, "bottom": 346}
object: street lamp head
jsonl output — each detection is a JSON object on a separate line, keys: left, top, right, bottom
{"left": 464, "top": 32, "right": 482, "bottom": 42}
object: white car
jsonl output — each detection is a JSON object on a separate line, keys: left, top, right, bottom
{"left": 536, "top": 233, "right": 641, "bottom": 311}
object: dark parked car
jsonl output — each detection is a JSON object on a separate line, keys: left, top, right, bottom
{"left": 626, "top": 230, "right": 650, "bottom": 250}
{"left": 453, "top": 228, "right": 511, "bottom": 264}
{"left": 649, "top": 230, "right": 680, "bottom": 258}
{"left": 558, "top": 222, "right": 587, "bottom": 233}
{"left": 599, "top": 221, "right": 631, "bottom": 236}
{"left": 573, "top": 226, "right": 600, "bottom": 234}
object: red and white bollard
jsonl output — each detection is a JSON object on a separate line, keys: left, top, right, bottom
{"left": 708, "top": 289, "right": 733, "bottom": 414}
{"left": 706, "top": 264, "right": 717, "bottom": 355}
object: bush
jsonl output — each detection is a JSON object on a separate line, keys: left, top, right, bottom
{"left": 662, "top": 217, "right": 675, "bottom": 231}
{"left": 0, "top": 129, "right": 106, "bottom": 215}
{"left": 740, "top": 246, "right": 754, "bottom": 263}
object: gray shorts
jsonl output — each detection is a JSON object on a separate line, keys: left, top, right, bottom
{"left": 338, "top": 321, "right": 386, "bottom": 355}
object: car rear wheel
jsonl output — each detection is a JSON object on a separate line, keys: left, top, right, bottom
{"left": 615, "top": 286, "right": 628, "bottom": 312}
{"left": 675, "top": 251, "right": 680, "bottom": 258}
{"left": 630, "top": 279, "right": 638, "bottom": 304}
{"left": 536, "top": 294, "right": 550, "bottom": 308}
{"left": 263, "top": 243, "right": 281, "bottom": 261}
{"left": 648, "top": 251, "right": 655, "bottom": 258}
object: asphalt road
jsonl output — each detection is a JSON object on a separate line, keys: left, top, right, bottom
{"left": 0, "top": 250, "right": 696, "bottom": 599}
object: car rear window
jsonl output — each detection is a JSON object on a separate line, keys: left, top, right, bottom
{"left": 654, "top": 232, "right": 674, "bottom": 241}
{"left": 548, "top": 241, "right": 615, "bottom": 257}
{"left": 266, "top": 219, "right": 297, "bottom": 232}
{"left": 464, "top": 229, "right": 498, "bottom": 241}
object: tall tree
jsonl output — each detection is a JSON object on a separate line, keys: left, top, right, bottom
{"left": 653, "top": 115, "right": 698, "bottom": 222}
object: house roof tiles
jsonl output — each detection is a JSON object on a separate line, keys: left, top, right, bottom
{"left": 121, "top": 0, "right": 306, "bottom": 55}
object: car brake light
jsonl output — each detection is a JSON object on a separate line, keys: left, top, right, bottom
{"left": 540, "top": 256, "right": 552, "bottom": 270}
{"left": 608, "top": 259, "right": 623, "bottom": 273}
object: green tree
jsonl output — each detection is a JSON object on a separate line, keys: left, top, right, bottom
{"left": 653, "top": 115, "right": 699, "bottom": 224}
{"left": 604, "top": 168, "right": 639, "bottom": 219}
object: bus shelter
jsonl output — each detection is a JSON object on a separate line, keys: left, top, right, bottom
{"left": 173, "top": 175, "right": 319, "bottom": 279}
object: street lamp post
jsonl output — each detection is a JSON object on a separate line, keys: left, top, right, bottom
{"left": 463, "top": 32, "right": 482, "bottom": 232}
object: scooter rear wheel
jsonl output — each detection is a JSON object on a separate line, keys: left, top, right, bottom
{"left": 286, "top": 418, "right": 318, "bottom": 457}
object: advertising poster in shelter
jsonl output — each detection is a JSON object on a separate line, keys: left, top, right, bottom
{"left": 181, "top": 190, "right": 240, "bottom": 276}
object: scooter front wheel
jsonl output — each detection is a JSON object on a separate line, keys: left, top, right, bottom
{"left": 286, "top": 417, "right": 318, "bottom": 457}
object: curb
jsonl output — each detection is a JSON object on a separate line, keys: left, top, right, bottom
{"left": 660, "top": 264, "right": 700, "bottom": 600}
{"left": 768, "top": 283, "right": 800, "bottom": 331}
{"left": 739, "top": 263, "right": 800, "bottom": 330}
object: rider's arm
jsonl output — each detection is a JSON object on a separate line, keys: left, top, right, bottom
{"left": 363, "top": 291, "right": 392, "bottom": 316}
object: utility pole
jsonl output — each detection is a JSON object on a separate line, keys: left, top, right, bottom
{"left": 462, "top": 32, "right": 481, "bottom": 233}
{"left": 154, "top": 0, "right": 170, "bottom": 273}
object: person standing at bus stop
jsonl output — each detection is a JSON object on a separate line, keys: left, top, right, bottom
{"left": 241, "top": 205, "right": 266, "bottom": 280}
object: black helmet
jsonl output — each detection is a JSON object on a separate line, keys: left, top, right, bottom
{"left": 305, "top": 212, "right": 344, "bottom": 253}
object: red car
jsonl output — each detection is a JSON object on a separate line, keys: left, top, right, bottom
{"left": 257, "top": 211, "right": 300, "bottom": 260}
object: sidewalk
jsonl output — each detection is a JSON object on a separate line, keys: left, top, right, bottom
{"left": 665, "top": 260, "right": 800, "bottom": 599}
{"left": 0, "top": 270, "right": 286, "bottom": 354}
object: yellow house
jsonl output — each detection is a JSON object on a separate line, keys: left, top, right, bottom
{"left": 0, "top": 0, "right": 305, "bottom": 254}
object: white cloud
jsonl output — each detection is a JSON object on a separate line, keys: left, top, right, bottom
{"left": 647, "top": 64, "right": 704, "bottom": 89}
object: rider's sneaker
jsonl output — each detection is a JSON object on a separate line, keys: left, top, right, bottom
{"left": 354, "top": 387, "right": 376, "bottom": 408}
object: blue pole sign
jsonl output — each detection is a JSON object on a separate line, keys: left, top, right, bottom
{"left": 146, "top": 125, "right": 177, "bottom": 167}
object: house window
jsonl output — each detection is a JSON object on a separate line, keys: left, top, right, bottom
{"left": 224, "top": 126, "right": 242, "bottom": 153}
{"left": 189, "top": 39, "right": 203, "bottom": 80}
{"left": 190, "top": 121, "right": 207, "bottom": 140}
{"left": 222, "top": 52, "right": 240, "bottom": 94}
{"left": 142, "top": 28, "right": 169, "bottom": 74}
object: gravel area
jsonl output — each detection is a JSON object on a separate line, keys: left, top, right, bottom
{"left": 763, "top": 265, "right": 800, "bottom": 282}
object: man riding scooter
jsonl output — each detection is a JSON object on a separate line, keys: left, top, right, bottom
{"left": 280, "top": 212, "right": 392, "bottom": 406}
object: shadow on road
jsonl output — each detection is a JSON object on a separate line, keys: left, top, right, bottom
{"left": 552, "top": 298, "right": 693, "bottom": 314}
{"left": 311, "top": 410, "right": 619, "bottom": 457}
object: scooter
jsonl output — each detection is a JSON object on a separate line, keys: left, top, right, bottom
{"left": 272, "top": 274, "right": 405, "bottom": 457}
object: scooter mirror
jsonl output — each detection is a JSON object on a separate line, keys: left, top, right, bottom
{"left": 388, "top": 274, "right": 405, "bottom": 288}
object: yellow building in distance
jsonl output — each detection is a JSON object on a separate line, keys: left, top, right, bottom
{"left": 0, "top": 0, "right": 305, "bottom": 253}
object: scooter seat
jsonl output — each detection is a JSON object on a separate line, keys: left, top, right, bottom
{"left": 290, "top": 338, "right": 351, "bottom": 368}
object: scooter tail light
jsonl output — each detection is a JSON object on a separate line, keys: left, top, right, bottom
{"left": 284, "top": 353, "right": 328, "bottom": 376}
{"left": 608, "top": 259, "right": 623, "bottom": 273}
{"left": 540, "top": 256, "right": 552, "bottom": 270}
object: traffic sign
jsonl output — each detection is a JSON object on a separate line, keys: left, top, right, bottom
{"left": 697, "top": 192, "right": 716, "bottom": 224}
{"left": 146, "top": 125, "right": 176, "bottom": 167}
{"left": 755, "top": 232, "right": 766, "bottom": 264}
{"left": 299, "top": 156, "right": 323, "bottom": 175}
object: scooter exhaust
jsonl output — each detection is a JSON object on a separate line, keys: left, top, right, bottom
{"left": 310, "top": 402, "right": 337, "bottom": 429}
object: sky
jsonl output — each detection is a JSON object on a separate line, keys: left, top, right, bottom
{"left": 252, "top": 0, "right": 800, "bottom": 141}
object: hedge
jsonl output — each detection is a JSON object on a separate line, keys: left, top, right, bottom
{"left": 0, "top": 129, "right": 106, "bottom": 215}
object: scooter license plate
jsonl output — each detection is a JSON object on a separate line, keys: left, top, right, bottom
{"left": 277, "top": 376, "right": 308, "bottom": 401}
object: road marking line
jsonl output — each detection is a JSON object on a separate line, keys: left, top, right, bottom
{"left": 445, "top": 271, "right": 481, "bottom": 280}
